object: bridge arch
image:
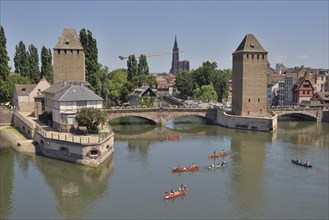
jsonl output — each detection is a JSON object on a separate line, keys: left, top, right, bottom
{"left": 276, "top": 112, "right": 317, "bottom": 121}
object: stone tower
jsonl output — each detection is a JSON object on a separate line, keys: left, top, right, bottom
{"left": 232, "top": 34, "right": 268, "bottom": 117}
{"left": 170, "top": 36, "right": 180, "bottom": 74}
{"left": 53, "top": 28, "right": 85, "bottom": 83}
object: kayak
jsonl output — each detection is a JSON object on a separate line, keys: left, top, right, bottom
{"left": 208, "top": 163, "right": 226, "bottom": 169}
{"left": 291, "top": 160, "right": 312, "bottom": 168}
{"left": 208, "top": 152, "right": 228, "bottom": 158}
{"left": 166, "top": 135, "right": 181, "bottom": 141}
{"left": 172, "top": 166, "right": 199, "bottom": 172}
{"left": 165, "top": 187, "right": 188, "bottom": 199}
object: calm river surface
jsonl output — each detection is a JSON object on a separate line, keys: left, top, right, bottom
{"left": 1, "top": 118, "right": 328, "bottom": 219}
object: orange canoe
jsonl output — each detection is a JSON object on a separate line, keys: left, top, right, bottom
{"left": 165, "top": 187, "right": 188, "bottom": 199}
{"left": 171, "top": 166, "right": 199, "bottom": 173}
{"left": 208, "top": 152, "right": 228, "bottom": 158}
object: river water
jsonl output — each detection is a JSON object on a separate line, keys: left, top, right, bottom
{"left": 1, "top": 118, "right": 328, "bottom": 219}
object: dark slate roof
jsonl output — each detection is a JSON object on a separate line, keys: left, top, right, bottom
{"left": 14, "top": 84, "right": 36, "bottom": 95}
{"left": 43, "top": 81, "right": 90, "bottom": 94}
{"left": 130, "top": 86, "right": 157, "bottom": 97}
{"left": 52, "top": 85, "right": 103, "bottom": 102}
{"left": 54, "top": 28, "right": 84, "bottom": 50}
{"left": 233, "top": 34, "right": 267, "bottom": 54}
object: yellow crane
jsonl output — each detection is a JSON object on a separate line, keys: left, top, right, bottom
{"left": 118, "top": 51, "right": 183, "bottom": 60}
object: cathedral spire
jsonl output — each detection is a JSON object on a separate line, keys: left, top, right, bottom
{"left": 173, "top": 35, "right": 178, "bottom": 50}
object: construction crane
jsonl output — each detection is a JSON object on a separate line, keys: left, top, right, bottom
{"left": 118, "top": 51, "right": 183, "bottom": 60}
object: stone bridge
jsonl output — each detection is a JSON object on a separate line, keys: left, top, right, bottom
{"left": 271, "top": 107, "right": 323, "bottom": 121}
{"left": 105, "top": 107, "right": 217, "bottom": 125}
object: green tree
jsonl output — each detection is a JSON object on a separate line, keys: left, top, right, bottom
{"left": 127, "top": 55, "right": 138, "bottom": 81}
{"left": 14, "top": 41, "right": 30, "bottom": 77}
{"left": 0, "top": 73, "right": 31, "bottom": 103}
{"left": 28, "top": 44, "right": 41, "bottom": 83}
{"left": 138, "top": 55, "right": 149, "bottom": 75}
{"left": 194, "top": 61, "right": 217, "bottom": 87}
{"left": 79, "top": 29, "right": 99, "bottom": 90}
{"left": 75, "top": 108, "right": 106, "bottom": 134}
{"left": 107, "top": 68, "right": 129, "bottom": 105}
{"left": 193, "top": 83, "right": 218, "bottom": 101}
{"left": 98, "top": 64, "right": 111, "bottom": 100}
{"left": 0, "top": 25, "right": 10, "bottom": 81}
{"left": 176, "top": 71, "right": 194, "bottom": 98}
{"left": 119, "top": 81, "right": 134, "bottom": 104}
{"left": 41, "top": 46, "right": 53, "bottom": 84}
{"left": 211, "top": 70, "right": 230, "bottom": 102}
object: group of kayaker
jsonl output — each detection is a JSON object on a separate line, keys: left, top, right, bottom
{"left": 296, "top": 158, "right": 311, "bottom": 166}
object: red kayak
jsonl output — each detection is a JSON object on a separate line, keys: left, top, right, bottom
{"left": 172, "top": 166, "right": 199, "bottom": 173}
{"left": 208, "top": 152, "right": 228, "bottom": 158}
{"left": 166, "top": 135, "right": 181, "bottom": 141}
{"left": 165, "top": 187, "right": 188, "bottom": 199}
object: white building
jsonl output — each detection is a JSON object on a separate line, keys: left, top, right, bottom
{"left": 43, "top": 81, "right": 103, "bottom": 132}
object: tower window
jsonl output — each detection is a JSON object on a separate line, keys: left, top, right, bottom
{"left": 258, "top": 98, "right": 260, "bottom": 102}
{"left": 58, "top": 50, "right": 60, "bottom": 54}
{"left": 257, "top": 54, "right": 259, "bottom": 59}
{"left": 248, "top": 99, "right": 251, "bottom": 102}
{"left": 71, "top": 49, "right": 73, "bottom": 53}
{"left": 64, "top": 50, "right": 67, "bottom": 54}
{"left": 262, "top": 55, "right": 265, "bottom": 59}
{"left": 252, "top": 54, "right": 254, "bottom": 59}
{"left": 247, "top": 54, "right": 249, "bottom": 59}
{"left": 77, "top": 50, "right": 79, "bottom": 54}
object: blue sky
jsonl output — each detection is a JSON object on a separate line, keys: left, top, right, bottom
{"left": 1, "top": 0, "right": 328, "bottom": 73}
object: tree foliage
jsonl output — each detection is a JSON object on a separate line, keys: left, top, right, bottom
{"left": 41, "top": 46, "right": 53, "bottom": 84}
{"left": 138, "top": 55, "right": 149, "bottom": 75}
{"left": 75, "top": 108, "right": 106, "bottom": 134}
{"left": 0, "top": 25, "right": 10, "bottom": 81}
{"left": 193, "top": 83, "right": 218, "bottom": 101}
{"left": 14, "top": 41, "right": 29, "bottom": 77}
{"left": 79, "top": 29, "right": 99, "bottom": 90}
{"left": 0, "top": 73, "right": 31, "bottom": 103}
{"left": 28, "top": 44, "right": 41, "bottom": 83}
{"left": 176, "top": 61, "right": 230, "bottom": 102}
{"left": 127, "top": 55, "right": 138, "bottom": 81}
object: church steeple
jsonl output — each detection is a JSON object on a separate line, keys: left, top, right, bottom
{"left": 173, "top": 35, "right": 178, "bottom": 50}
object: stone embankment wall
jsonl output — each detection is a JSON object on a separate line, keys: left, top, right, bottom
{"left": 12, "top": 111, "right": 35, "bottom": 139}
{"left": 323, "top": 110, "right": 329, "bottom": 122}
{"left": 34, "top": 125, "right": 115, "bottom": 167}
{"left": 0, "top": 126, "right": 35, "bottom": 153}
{"left": 216, "top": 108, "right": 278, "bottom": 132}
{"left": 0, "top": 108, "right": 14, "bottom": 126}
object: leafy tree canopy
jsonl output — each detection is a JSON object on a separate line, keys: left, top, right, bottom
{"left": 0, "top": 25, "right": 10, "bottom": 81}
{"left": 75, "top": 108, "right": 106, "bottom": 134}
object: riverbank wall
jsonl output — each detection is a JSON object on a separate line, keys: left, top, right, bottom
{"left": 216, "top": 108, "right": 278, "bottom": 132}
{"left": 0, "top": 126, "right": 35, "bottom": 153}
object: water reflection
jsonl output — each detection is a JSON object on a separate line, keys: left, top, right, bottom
{"left": 277, "top": 121, "right": 329, "bottom": 147}
{"left": 34, "top": 155, "right": 114, "bottom": 219}
{"left": 0, "top": 142, "right": 14, "bottom": 220}
{"left": 229, "top": 131, "right": 272, "bottom": 216}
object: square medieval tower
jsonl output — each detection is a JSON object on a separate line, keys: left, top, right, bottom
{"left": 232, "top": 34, "right": 268, "bottom": 117}
{"left": 53, "top": 28, "right": 85, "bottom": 83}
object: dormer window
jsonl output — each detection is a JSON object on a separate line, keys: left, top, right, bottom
{"left": 65, "top": 40, "right": 70, "bottom": 45}
{"left": 22, "top": 88, "right": 26, "bottom": 91}
{"left": 250, "top": 43, "right": 254, "bottom": 48}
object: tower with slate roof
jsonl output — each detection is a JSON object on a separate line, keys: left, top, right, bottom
{"left": 53, "top": 28, "right": 85, "bottom": 83}
{"left": 232, "top": 34, "right": 269, "bottom": 117}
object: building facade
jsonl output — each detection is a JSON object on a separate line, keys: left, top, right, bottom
{"left": 169, "top": 36, "right": 190, "bottom": 74}
{"left": 53, "top": 28, "right": 86, "bottom": 83}
{"left": 231, "top": 34, "right": 268, "bottom": 117}
{"left": 12, "top": 77, "right": 51, "bottom": 112}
